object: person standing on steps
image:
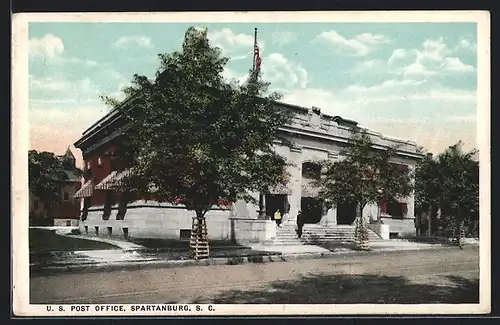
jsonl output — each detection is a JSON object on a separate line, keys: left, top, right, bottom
{"left": 274, "top": 209, "right": 282, "bottom": 227}
{"left": 296, "top": 210, "right": 304, "bottom": 238}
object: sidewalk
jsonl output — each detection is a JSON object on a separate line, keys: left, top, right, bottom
{"left": 29, "top": 228, "right": 477, "bottom": 277}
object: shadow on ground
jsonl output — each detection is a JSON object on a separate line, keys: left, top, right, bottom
{"left": 184, "top": 273, "right": 478, "bottom": 304}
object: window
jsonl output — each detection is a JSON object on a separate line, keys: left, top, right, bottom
{"left": 384, "top": 199, "right": 408, "bottom": 218}
{"left": 63, "top": 192, "right": 70, "bottom": 201}
{"left": 97, "top": 157, "right": 103, "bottom": 166}
{"left": 180, "top": 229, "right": 191, "bottom": 240}
{"left": 391, "top": 163, "right": 409, "bottom": 171}
{"left": 302, "top": 162, "right": 322, "bottom": 180}
{"left": 86, "top": 161, "right": 92, "bottom": 170}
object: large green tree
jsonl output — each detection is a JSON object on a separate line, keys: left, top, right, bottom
{"left": 102, "top": 27, "right": 293, "bottom": 256}
{"left": 28, "top": 150, "right": 82, "bottom": 223}
{"left": 415, "top": 142, "right": 479, "bottom": 241}
{"left": 415, "top": 153, "right": 440, "bottom": 236}
{"left": 315, "top": 131, "right": 414, "bottom": 250}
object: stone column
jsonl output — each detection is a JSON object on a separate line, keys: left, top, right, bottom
{"left": 407, "top": 164, "right": 416, "bottom": 219}
{"left": 258, "top": 193, "right": 266, "bottom": 219}
{"left": 320, "top": 150, "right": 339, "bottom": 226}
{"left": 286, "top": 145, "right": 302, "bottom": 224}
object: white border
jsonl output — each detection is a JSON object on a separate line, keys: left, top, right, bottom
{"left": 12, "top": 11, "right": 491, "bottom": 316}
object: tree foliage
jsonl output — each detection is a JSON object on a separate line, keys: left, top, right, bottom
{"left": 315, "top": 131, "right": 414, "bottom": 218}
{"left": 101, "top": 27, "right": 293, "bottom": 219}
{"left": 415, "top": 141, "right": 479, "bottom": 234}
{"left": 28, "top": 150, "right": 82, "bottom": 216}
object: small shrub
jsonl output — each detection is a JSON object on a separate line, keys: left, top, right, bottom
{"left": 70, "top": 228, "right": 81, "bottom": 235}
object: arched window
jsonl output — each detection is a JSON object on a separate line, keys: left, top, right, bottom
{"left": 302, "top": 162, "right": 322, "bottom": 180}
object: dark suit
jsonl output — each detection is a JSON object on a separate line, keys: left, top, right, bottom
{"left": 296, "top": 213, "right": 304, "bottom": 238}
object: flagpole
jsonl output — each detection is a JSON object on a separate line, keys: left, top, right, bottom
{"left": 252, "top": 28, "right": 258, "bottom": 71}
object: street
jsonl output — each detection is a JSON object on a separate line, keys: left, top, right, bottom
{"left": 30, "top": 247, "right": 479, "bottom": 304}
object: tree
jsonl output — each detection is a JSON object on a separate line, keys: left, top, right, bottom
{"left": 415, "top": 142, "right": 479, "bottom": 243}
{"left": 315, "top": 131, "right": 414, "bottom": 250}
{"left": 415, "top": 154, "right": 440, "bottom": 236}
{"left": 101, "top": 27, "right": 293, "bottom": 258}
{"left": 436, "top": 142, "right": 479, "bottom": 245}
{"left": 28, "top": 150, "right": 82, "bottom": 223}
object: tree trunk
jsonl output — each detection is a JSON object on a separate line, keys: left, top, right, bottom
{"left": 354, "top": 203, "right": 370, "bottom": 251}
{"left": 190, "top": 210, "right": 210, "bottom": 259}
{"left": 457, "top": 208, "right": 465, "bottom": 248}
{"left": 116, "top": 192, "right": 131, "bottom": 221}
{"left": 45, "top": 204, "right": 54, "bottom": 226}
{"left": 81, "top": 198, "right": 90, "bottom": 222}
{"left": 427, "top": 204, "right": 432, "bottom": 237}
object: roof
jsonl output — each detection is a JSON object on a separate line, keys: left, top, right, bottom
{"left": 64, "top": 170, "right": 81, "bottom": 182}
{"left": 73, "top": 87, "right": 423, "bottom": 159}
{"left": 64, "top": 147, "right": 75, "bottom": 159}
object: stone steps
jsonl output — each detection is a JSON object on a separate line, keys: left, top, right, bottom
{"left": 263, "top": 223, "right": 383, "bottom": 246}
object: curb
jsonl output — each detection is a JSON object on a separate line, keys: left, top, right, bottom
{"left": 29, "top": 244, "right": 471, "bottom": 277}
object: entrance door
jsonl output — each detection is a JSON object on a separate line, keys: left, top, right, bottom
{"left": 265, "top": 194, "right": 287, "bottom": 219}
{"left": 300, "top": 197, "right": 323, "bottom": 224}
{"left": 336, "top": 202, "right": 357, "bottom": 225}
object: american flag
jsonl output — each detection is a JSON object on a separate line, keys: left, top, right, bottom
{"left": 254, "top": 42, "right": 262, "bottom": 71}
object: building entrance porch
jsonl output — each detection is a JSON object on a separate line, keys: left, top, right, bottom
{"left": 265, "top": 194, "right": 289, "bottom": 220}
{"left": 336, "top": 202, "right": 357, "bottom": 225}
{"left": 300, "top": 197, "right": 323, "bottom": 224}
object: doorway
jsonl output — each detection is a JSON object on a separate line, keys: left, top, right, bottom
{"left": 336, "top": 202, "right": 357, "bottom": 225}
{"left": 265, "top": 194, "right": 288, "bottom": 219}
{"left": 300, "top": 197, "right": 323, "bottom": 224}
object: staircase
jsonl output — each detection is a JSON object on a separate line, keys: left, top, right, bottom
{"left": 263, "top": 223, "right": 383, "bottom": 246}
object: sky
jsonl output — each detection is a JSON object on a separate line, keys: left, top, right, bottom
{"left": 28, "top": 22, "right": 478, "bottom": 167}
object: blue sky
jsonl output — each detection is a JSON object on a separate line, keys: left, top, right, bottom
{"left": 28, "top": 22, "right": 477, "bottom": 165}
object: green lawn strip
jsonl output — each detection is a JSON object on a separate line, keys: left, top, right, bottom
{"left": 129, "top": 238, "right": 248, "bottom": 250}
{"left": 29, "top": 228, "right": 120, "bottom": 253}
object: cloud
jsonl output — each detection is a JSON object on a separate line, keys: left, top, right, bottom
{"left": 272, "top": 31, "right": 298, "bottom": 46}
{"left": 351, "top": 59, "right": 386, "bottom": 74}
{"left": 262, "top": 53, "right": 308, "bottom": 89}
{"left": 112, "top": 36, "right": 153, "bottom": 49}
{"left": 403, "top": 61, "right": 437, "bottom": 77}
{"left": 29, "top": 33, "right": 99, "bottom": 68}
{"left": 29, "top": 75, "right": 100, "bottom": 94}
{"left": 29, "top": 75, "right": 103, "bottom": 108}
{"left": 455, "top": 37, "right": 477, "bottom": 53}
{"left": 354, "top": 33, "right": 390, "bottom": 45}
{"left": 315, "top": 30, "right": 389, "bottom": 56}
{"left": 275, "top": 74, "right": 477, "bottom": 154}
{"left": 393, "top": 37, "right": 476, "bottom": 77}
{"left": 388, "top": 49, "right": 408, "bottom": 66}
{"left": 222, "top": 67, "right": 249, "bottom": 85}
{"left": 440, "top": 57, "right": 475, "bottom": 72}
{"left": 417, "top": 37, "right": 450, "bottom": 63}
{"left": 207, "top": 28, "right": 258, "bottom": 59}
{"left": 29, "top": 34, "right": 64, "bottom": 58}
{"left": 66, "top": 57, "right": 98, "bottom": 67}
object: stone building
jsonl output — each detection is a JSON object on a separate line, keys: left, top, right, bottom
{"left": 73, "top": 100, "right": 423, "bottom": 243}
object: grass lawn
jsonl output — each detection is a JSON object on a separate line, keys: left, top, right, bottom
{"left": 29, "top": 228, "right": 120, "bottom": 253}
{"left": 129, "top": 238, "right": 248, "bottom": 250}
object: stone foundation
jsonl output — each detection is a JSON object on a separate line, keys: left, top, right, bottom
{"left": 380, "top": 216, "right": 416, "bottom": 236}
{"left": 79, "top": 200, "right": 276, "bottom": 244}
